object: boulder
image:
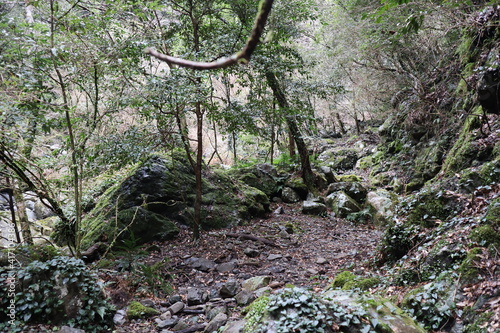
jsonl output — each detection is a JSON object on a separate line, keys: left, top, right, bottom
{"left": 302, "top": 201, "right": 327, "bottom": 216}
{"left": 327, "top": 182, "right": 367, "bottom": 203}
{"left": 204, "top": 313, "right": 228, "bottom": 333}
{"left": 318, "top": 148, "right": 359, "bottom": 171}
{"left": 281, "top": 187, "right": 301, "bottom": 203}
{"left": 227, "top": 163, "right": 282, "bottom": 197}
{"left": 80, "top": 152, "right": 270, "bottom": 250}
{"left": 366, "top": 190, "right": 397, "bottom": 224}
{"left": 242, "top": 276, "right": 271, "bottom": 292}
{"left": 326, "top": 192, "right": 361, "bottom": 218}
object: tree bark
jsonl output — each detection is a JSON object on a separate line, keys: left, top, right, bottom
{"left": 13, "top": 184, "right": 32, "bottom": 245}
{"left": 265, "top": 71, "right": 315, "bottom": 191}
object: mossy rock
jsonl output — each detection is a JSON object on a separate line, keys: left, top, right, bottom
{"left": 285, "top": 176, "right": 308, "bottom": 198}
{"left": 458, "top": 247, "right": 484, "bottom": 284}
{"left": 442, "top": 106, "right": 493, "bottom": 174}
{"left": 337, "top": 174, "right": 362, "bottom": 182}
{"left": 127, "top": 301, "right": 160, "bottom": 319}
{"left": 342, "top": 277, "right": 381, "bottom": 291}
{"left": 80, "top": 152, "right": 270, "bottom": 251}
{"left": 485, "top": 197, "right": 500, "bottom": 226}
{"left": 470, "top": 224, "right": 500, "bottom": 247}
{"left": 317, "top": 148, "right": 359, "bottom": 171}
{"left": 226, "top": 163, "right": 282, "bottom": 197}
{"left": 329, "top": 271, "right": 357, "bottom": 289}
{"left": 404, "top": 189, "right": 452, "bottom": 227}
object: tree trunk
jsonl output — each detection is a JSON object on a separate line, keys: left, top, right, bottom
{"left": 13, "top": 185, "right": 32, "bottom": 245}
{"left": 193, "top": 101, "right": 203, "bottom": 240}
{"left": 265, "top": 71, "right": 315, "bottom": 191}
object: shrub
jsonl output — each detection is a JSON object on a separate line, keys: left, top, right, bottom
{"left": 0, "top": 256, "right": 114, "bottom": 332}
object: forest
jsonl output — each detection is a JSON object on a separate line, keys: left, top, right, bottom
{"left": 0, "top": 0, "right": 499, "bottom": 332}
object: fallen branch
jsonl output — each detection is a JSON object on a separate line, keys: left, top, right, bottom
{"left": 226, "top": 232, "right": 280, "bottom": 248}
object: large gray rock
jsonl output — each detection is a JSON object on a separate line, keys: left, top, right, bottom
{"left": 281, "top": 187, "right": 301, "bottom": 203}
{"left": 318, "top": 148, "right": 359, "bottom": 171}
{"left": 80, "top": 152, "right": 270, "bottom": 250}
{"left": 366, "top": 189, "right": 396, "bottom": 224}
{"left": 242, "top": 276, "right": 271, "bottom": 292}
{"left": 227, "top": 163, "right": 282, "bottom": 197}
{"left": 302, "top": 201, "right": 327, "bottom": 216}
{"left": 204, "top": 312, "right": 228, "bottom": 333}
{"left": 186, "top": 257, "right": 217, "bottom": 272}
{"left": 327, "top": 182, "right": 367, "bottom": 203}
{"left": 326, "top": 191, "right": 361, "bottom": 218}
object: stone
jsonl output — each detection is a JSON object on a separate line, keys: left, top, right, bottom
{"left": 242, "top": 276, "right": 271, "bottom": 292}
{"left": 267, "top": 253, "right": 282, "bottom": 261}
{"left": 273, "top": 206, "right": 285, "bottom": 214}
{"left": 367, "top": 189, "right": 396, "bottom": 224}
{"left": 221, "top": 320, "right": 246, "bottom": 333}
{"left": 80, "top": 152, "right": 270, "bottom": 250}
{"left": 243, "top": 247, "right": 260, "bottom": 258}
{"left": 157, "top": 318, "right": 179, "bottom": 329}
{"left": 235, "top": 290, "right": 256, "bottom": 306}
{"left": 186, "top": 257, "right": 217, "bottom": 272}
{"left": 187, "top": 287, "right": 207, "bottom": 306}
{"left": 326, "top": 191, "right": 361, "bottom": 218}
{"left": 169, "top": 295, "right": 183, "bottom": 304}
{"left": 219, "top": 280, "right": 241, "bottom": 298}
{"left": 318, "top": 166, "right": 337, "bottom": 184}
{"left": 160, "top": 311, "right": 172, "bottom": 320}
{"left": 206, "top": 305, "right": 227, "bottom": 321}
{"left": 167, "top": 301, "right": 185, "bottom": 315}
{"left": 306, "top": 268, "right": 319, "bottom": 275}
{"left": 204, "top": 312, "right": 228, "bottom": 333}
{"left": 57, "top": 326, "right": 85, "bottom": 333}
{"left": 316, "top": 257, "right": 328, "bottom": 265}
{"left": 140, "top": 299, "right": 155, "bottom": 307}
{"left": 281, "top": 187, "right": 301, "bottom": 203}
{"left": 302, "top": 201, "right": 327, "bottom": 215}
{"left": 113, "top": 309, "right": 127, "bottom": 326}
{"left": 216, "top": 260, "right": 237, "bottom": 273}
{"left": 327, "top": 182, "right": 367, "bottom": 203}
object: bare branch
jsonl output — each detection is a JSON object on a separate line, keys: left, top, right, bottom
{"left": 145, "top": 0, "right": 274, "bottom": 70}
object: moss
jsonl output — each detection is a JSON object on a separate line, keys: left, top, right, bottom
{"left": 343, "top": 277, "right": 381, "bottom": 290}
{"left": 485, "top": 197, "right": 500, "bottom": 227}
{"left": 127, "top": 301, "right": 160, "bottom": 319}
{"left": 356, "top": 155, "right": 373, "bottom": 170}
{"left": 470, "top": 225, "right": 500, "bottom": 247}
{"left": 243, "top": 296, "right": 270, "bottom": 333}
{"left": 463, "top": 311, "right": 494, "bottom": 333}
{"left": 458, "top": 247, "right": 483, "bottom": 284}
{"left": 329, "top": 271, "right": 357, "bottom": 289}
{"left": 406, "top": 190, "right": 448, "bottom": 227}
{"left": 337, "top": 174, "right": 362, "bottom": 182}
{"left": 442, "top": 106, "right": 484, "bottom": 174}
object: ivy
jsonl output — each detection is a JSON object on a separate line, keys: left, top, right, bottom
{"left": 0, "top": 256, "right": 114, "bottom": 332}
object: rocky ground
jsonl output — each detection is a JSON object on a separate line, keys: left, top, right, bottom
{"left": 102, "top": 202, "right": 383, "bottom": 332}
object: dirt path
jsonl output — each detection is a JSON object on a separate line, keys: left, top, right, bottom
{"left": 147, "top": 202, "right": 382, "bottom": 295}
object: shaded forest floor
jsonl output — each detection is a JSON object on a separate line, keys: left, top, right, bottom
{"left": 104, "top": 203, "right": 384, "bottom": 332}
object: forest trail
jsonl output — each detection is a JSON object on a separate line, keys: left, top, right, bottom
{"left": 107, "top": 202, "right": 383, "bottom": 332}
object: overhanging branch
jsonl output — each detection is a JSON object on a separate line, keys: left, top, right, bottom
{"left": 145, "top": 0, "right": 274, "bottom": 70}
